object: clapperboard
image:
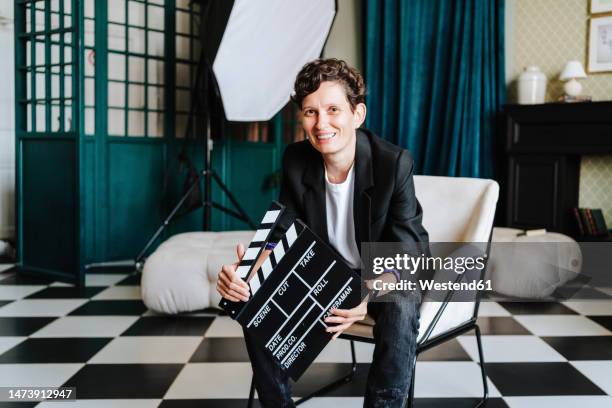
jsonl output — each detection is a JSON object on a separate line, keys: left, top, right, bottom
{"left": 219, "top": 202, "right": 362, "bottom": 380}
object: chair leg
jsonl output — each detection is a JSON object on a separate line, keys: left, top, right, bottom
{"left": 474, "top": 324, "right": 489, "bottom": 407}
{"left": 294, "top": 340, "right": 357, "bottom": 405}
{"left": 406, "top": 356, "right": 416, "bottom": 408}
{"left": 247, "top": 376, "right": 255, "bottom": 408}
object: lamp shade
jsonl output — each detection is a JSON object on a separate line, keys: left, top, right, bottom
{"left": 560, "top": 60, "right": 587, "bottom": 81}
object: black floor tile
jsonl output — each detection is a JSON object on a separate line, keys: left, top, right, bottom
{"left": 292, "top": 362, "right": 369, "bottom": 397}
{"left": 542, "top": 336, "right": 612, "bottom": 360}
{"left": 0, "top": 271, "right": 53, "bottom": 285}
{"left": 0, "top": 402, "right": 38, "bottom": 408}
{"left": 589, "top": 315, "right": 612, "bottom": 331}
{"left": 157, "top": 398, "right": 509, "bottom": 408}
{"left": 180, "top": 307, "right": 220, "bottom": 316}
{"left": 476, "top": 317, "right": 531, "bottom": 335}
{"left": 0, "top": 317, "right": 56, "bottom": 336}
{"left": 0, "top": 300, "right": 12, "bottom": 308}
{"left": 414, "top": 398, "right": 508, "bottom": 408}
{"left": 565, "top": 287, "right": 612, "bottom": 300}
{"left": 25, "top": 286, "right": 106, "bottom": 299}
{"left": 485, "top": 362, "right": 606, "bottom": 396}
{"left": 121, "top": 316, "right": 214, "bottom": 336}
{"left": 69, "top": 300, "right": 148, "bottom": 316}
{"left": 499, "top": 302, "right": 577, "bottom": 315}
{"left": 0, "top": 269, "right": 16, "bottom": 280}
{"left": 190, "top": 337, "right": 250, "bottom": 362}
{"left": 116, "top": 273, "right": 142, "bottom": 286}
{"left": 160, "top": 400, "right": 262, "bottom": 408}
{"left": 62, "top": 364, "right": 183, "bottom": 398}
{"left": 0, "top": 337, "right": 112, "bottom": 363}
{"left": 418, "top": 339, "right": 472, "bottom": 361}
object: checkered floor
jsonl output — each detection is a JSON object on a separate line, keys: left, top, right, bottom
{"left": 0, "top": 263, "right": 611, "bottom": 408}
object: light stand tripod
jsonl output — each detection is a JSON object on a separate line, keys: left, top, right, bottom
{"left": 86, "top": 54, "right": 256, "bottom": 272}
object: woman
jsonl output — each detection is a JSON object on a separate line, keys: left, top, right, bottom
{"left": 217, "top": 58, "right": 428, "bottom": 408}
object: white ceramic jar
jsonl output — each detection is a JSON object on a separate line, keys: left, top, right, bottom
{"left": 518, "top": 66, "right": 547, "bottom": 104}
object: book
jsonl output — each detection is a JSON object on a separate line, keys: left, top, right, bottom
{"left": 586, "top": 209, "right": 598, "bottom": 236}
{"left": 590, "top": 209, "right": 609, "bottom": 237}
{"left": 573, "top": 208, "right": 585, "bottom": 236}
{"left": 579, "top": 209, "right": 593, "bottom": 236}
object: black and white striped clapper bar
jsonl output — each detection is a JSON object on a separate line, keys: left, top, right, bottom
{"left": 219, "top": 201, "right": 362, "bottom": 380}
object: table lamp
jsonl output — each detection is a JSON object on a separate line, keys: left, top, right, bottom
{"left": 560, "top": 60, "right": 587, "bottom": 97}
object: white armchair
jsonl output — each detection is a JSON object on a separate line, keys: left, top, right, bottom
{"left": 306, "top": 175, "right": 500, "bottom": 408}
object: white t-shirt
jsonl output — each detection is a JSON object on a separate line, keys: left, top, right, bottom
{"left": 325, "top": 165, "right": 361, "bottom": 269}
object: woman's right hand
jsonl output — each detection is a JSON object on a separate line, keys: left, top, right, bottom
{"left": 216, "top": 243, "right": 251, "bottom": 302}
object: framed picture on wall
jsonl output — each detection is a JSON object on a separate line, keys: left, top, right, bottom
{"left": 591, "top": 0, "right": 612, "bottom": 14}
{"left": 588, "top": 15, "right": 612, "bottom": 73}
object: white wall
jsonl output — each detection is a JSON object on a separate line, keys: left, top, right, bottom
{"left": 0, "top": 1, "right": 15, "bottom": 240}
{"left": 323, "top": 0, "right": 362, "bottom": 72}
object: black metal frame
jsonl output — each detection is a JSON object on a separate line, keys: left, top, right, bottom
{"left": 247, "top": 233, "right": 494, "bottom": 407}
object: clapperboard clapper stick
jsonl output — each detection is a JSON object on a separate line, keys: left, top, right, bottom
{"left": 219, "top": 201, "right": 362, "bottom": 380}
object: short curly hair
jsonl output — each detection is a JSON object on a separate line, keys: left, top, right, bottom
{"left": 291, "top": 58, "right": 365, "bottom": 112}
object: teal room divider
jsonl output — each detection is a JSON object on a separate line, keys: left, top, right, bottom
{"left": 14, "top": 0, "right": 298, "bottom": 285}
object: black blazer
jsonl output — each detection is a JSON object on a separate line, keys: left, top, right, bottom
{"left": 277, "top": 128, "right": 429, "bottom": 256}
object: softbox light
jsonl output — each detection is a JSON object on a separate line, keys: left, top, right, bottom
{"left": 201, "top": 0, "right": 337, "bottom": 122}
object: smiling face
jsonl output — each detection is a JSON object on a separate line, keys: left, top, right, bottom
{"left": 301, "top": 81, "right": 366, "bottom": 160}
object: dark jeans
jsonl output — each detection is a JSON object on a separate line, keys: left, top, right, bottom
{"left": 243, "top": 293, "right": 420, "bottom": 408}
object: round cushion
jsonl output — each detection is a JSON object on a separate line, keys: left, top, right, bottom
{"left": 486, "top": 227, "right": 582, "bottom": 298}
{"left": 141, "top": 231, "right": 255, "bottom": 314}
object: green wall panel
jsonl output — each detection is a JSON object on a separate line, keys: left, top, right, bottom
{"left": 21, "top": 139, "right": 77, "bottom": 280}
{"left": 226, "top": 143, "right": 279, "bottom": 231}
{"left": 84, "top": 140, "right": 96, "bottom": 263}
{"left": 107, "top": 141, "right": 166, "bottom": 260}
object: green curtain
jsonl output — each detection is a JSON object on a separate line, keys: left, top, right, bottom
{"left": 364, "top": 0, "right": 505, "bottom": 178}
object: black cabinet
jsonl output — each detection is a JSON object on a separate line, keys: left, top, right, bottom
{"left": 498, "top": 102, "right": 612, "bottom": 237}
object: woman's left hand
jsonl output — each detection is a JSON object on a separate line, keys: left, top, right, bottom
{"left": 324, "top": 301, "right": 368, "bottom": 340}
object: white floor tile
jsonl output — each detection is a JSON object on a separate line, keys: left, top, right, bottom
{"left": 562, "top": 300, "right": 612, "bottom": 316}
{"left": 314, "top": 338, "right": 374, "bottom": 363}
{"left": 37, "top": 400, "right": 161, "bottom": 408}
{"left": 513, "top": 315, "right": 611, "bottom": 336}
{"left": 204, "top": 315, "right": 244, "bottom": 338}
{"left": 476, "top": 302, "right": 512, "bottom": 317}
{"left": 595, "top": 286, "right": 612, "bottom": 297}
{"left": 0, "top": 363, "right": 83, "bottom": 387}
{"left": 90, "top": 336, "right": 202, "bottom": 364}
{"left": 93, "top": 286, "right": 141, "bottom": 300}
{"left": 164, "top": 362, "right": 253, "bottom": 399}
{"left": 0, "top": 285, "right": 46, "bottom": 300}
{"left": 0, "top": 264, "right": 15, "bottom": 273}
{"left": 49, "top": 282, "right": 74, "bottom": 287}
{"left": 30, "top": 316, "right": 139, "bottom": 337}
{"left": 0, "top": 336, "right": 26, "bottom": 355}
{"left": 457, "top": 335, "right": 565, "bottom": 362}
{"left": 571, "top": 361, "right": 612, "bottom": 395}
{"left": 85, "top": 274, "right": 130, "bottom": 287}
{"left": 504, "top": 396, "right": 612, "bottom": 408}
{"left": 413, "top": 362, "right": 500, "bottom": 398}
{"left": 0, "top": 299, "right": 88, "bottom": 317}
{"left": 300, "top": 397, "right": 364, "bottom": 407}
